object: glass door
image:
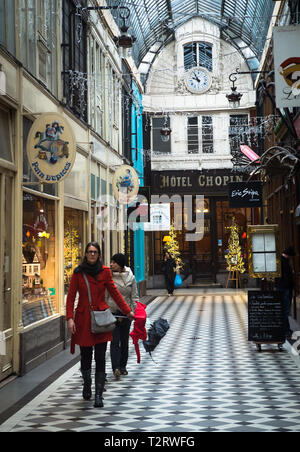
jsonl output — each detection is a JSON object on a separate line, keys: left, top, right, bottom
{"left": 189, "top": 198, "right": 213, "bottom": 280}
{"left": 0, "top": 169, "right": 13, "bottom": 381}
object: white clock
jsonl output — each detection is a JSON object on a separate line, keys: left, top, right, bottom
{"left": 185, "top": 67, "right": 212, "bottom": 94}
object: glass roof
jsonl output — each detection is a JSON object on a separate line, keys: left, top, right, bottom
{"left": 110, "top": 0, "right": 275, "bottom": 72}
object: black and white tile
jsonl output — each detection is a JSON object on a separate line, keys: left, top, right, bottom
{"left": 1, "top": 293, "right": 300, "bottom": 432}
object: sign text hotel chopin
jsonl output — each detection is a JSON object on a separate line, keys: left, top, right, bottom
{"left": 152, "top": 171, "right": 244, "bottom": 193}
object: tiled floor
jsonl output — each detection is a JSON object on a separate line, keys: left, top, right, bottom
{"left": 1, "top": 293, "right": 300, "bottom": 432}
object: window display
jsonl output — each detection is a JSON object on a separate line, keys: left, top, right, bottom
{"left": 64, "top": 207, "right": 84, "bottom": 293}
{"left": 22, "top": 193, "right": 57, "bottom": 326}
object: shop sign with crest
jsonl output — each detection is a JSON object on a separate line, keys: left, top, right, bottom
{"left": 26, "top": 113, "right": 76, "bottom": 183}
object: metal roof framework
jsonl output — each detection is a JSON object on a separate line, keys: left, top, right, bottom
{"left": 110, "top": 0, "right": 275, "bottom": 76}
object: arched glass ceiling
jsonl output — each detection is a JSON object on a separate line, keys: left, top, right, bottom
{"left": 110, "top": 0, "right": 275, "bottom": 72}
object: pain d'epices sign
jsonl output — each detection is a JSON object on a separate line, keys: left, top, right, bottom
{"left": 26, "top": 113, "right": 76, "bottom": 183}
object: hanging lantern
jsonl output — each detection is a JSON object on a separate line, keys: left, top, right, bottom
{"left": 160, "top": 126, "right": 172, "bottom": 142}
{"left": 113, "top": 7, "right": 136, "bottom": 49}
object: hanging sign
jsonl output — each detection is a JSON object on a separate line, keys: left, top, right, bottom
{"left": 274, "top": 25, "right": 300, "bottom": 108}
{"left": 228, "top": 181, "right": 263, "bottom": 208}
{"left": 113, "top": 165, "right": 140, "bottom": 205}
{"left": 26, "top": 113, "right": 76, "bottom": 183}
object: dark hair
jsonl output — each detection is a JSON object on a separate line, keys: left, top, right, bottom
{"left": 74, "top": 242, "right": 103, "bottom": 275}
{"left": 111, "top": 253, "right": 126, "bottom": 269}
{"left": 85, "top": 241, "right": 101, "bottom": 256}
{"left": 283, "top": 246, "right": 296, "bottom": 257}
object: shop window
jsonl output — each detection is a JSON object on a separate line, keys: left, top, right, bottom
{"left": 64, "top": 207, "right": 84, "bottom": 293}
{"left": 0, "top": 106, "right": 13, "bottom": 162}
{"left": 0, "top": 0, "right": 16, "bottom": 56}
{"left": 22, "top": 193, "right": 57, "bottom": 326}
{"left": 216, "top": 200, "right": 251, "bottom": 271}
{"left": 184, "top": 42, "right": 213, "bottom": 72}
{"left": 64, "top": 152, "right": 87, "bottom": 201}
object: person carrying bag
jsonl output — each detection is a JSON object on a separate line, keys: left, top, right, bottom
{"left": 66, "top": 243, "right": 134, "bottom": 408}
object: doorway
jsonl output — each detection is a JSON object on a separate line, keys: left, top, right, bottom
{"left": 189, "top": 198, "right": 213, "bottom": 281}
{"left": 0, "top": 169, "right": 14, "bottom": 381}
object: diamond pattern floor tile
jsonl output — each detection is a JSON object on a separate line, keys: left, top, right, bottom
{"left": 1, "top": 293, "right": 300, "bottom": 432}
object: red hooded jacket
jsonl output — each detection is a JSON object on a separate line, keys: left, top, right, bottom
{"left": 130, "top": 302, "right": 147, "bottom": 363}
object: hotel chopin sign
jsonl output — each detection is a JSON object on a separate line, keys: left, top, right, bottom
{"left": 26, "top": 113, "right": 76, "bottom": 183}
{"left": 151, "top": 170, "right": 245, "bottom": 195}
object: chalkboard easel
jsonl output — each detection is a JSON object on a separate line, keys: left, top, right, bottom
{"left": 248, "top": 291, "right": 285, "bottom": 352}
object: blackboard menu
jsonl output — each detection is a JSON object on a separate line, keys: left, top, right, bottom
{"left": 228, "top": 182, "right": 263, "bottom": 208}
{"left": 248, "top": 291, "right": 285, "bottom": 342}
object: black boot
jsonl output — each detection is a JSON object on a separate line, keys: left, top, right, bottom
{"left": 81, "top": 369, "right": 92, "bottom": 400}
{"left": 94, "top": 372, "right": 105, "bottom": 408}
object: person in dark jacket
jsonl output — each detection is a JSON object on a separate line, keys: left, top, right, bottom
{"left": 275, "top": 246, "right": 296, "bottom": 338}
{"left": 162, "top": 251, "right": 176, "bottom": 296}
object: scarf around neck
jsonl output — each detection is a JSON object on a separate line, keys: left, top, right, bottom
{"left": 76, "top": 259, "right": 103, "bottom": 278}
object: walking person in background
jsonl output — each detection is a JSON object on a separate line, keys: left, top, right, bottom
{"left": 275, "top": 246, "right": 296, "bottom": 339}
{"left": 66, "top": 243, "right": 134, "bottom": 408}
{"left": 107, "top": 254, "right": 138, "bottom": 380}
{"left": 162, "top": 251, "right": 176, "bottom": 296}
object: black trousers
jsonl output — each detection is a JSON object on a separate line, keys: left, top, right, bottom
{"left": 80, "top": 342, "right": 107, "bottom": 373}
{"left": 165, "top": 276, "right": 175, "bottom": 295}
{"left": 110, "top": 316, "right": 131, "bottom": 371}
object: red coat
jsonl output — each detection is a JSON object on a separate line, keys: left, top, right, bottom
{"left": 66, "top": 266, "right": 131, "bottom": 354}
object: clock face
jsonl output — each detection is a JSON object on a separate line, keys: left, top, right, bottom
{"left": 185, "top": 67, "right": 212, "bottom": 94}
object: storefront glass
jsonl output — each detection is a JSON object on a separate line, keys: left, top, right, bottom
{"left": 22, "top": 193, "right": 57, "bottom": 326}
{"left": 153, "top": 197, "right": 255, "bottom": 277}
{"left": 64, "top": 152, "right": 87, "bottom": 201}
{"left": 216, "top": 200, "right": 251, "bottom": 271}
{"left": 64, "top": 207, "right": 84, "bottom": 293}
{"left": 0, "top": 106, "right": 13, "bottom": 162}
{"left": 0, "top": 171, "right": 13, "bottom": 380}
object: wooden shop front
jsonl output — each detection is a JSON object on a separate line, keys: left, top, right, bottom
{"left": 150, "top": 169, "right": 261, "bottom": 284}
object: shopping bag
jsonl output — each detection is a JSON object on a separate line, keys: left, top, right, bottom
{"left": 174, "top": 273, "right": 183, "bottom": 288}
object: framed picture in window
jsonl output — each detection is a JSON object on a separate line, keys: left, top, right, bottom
{"left": 247, "top": 225, "right": 281, "bottom": 279}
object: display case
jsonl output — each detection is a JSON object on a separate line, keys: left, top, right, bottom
{"left": 247, "top": 224, "right": 281, "bottom": 279}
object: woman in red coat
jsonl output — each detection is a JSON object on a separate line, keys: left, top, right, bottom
{"left": 66, "top": 242, "right": 134, "bottom": 408}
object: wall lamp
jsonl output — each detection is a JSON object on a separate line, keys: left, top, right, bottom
{"left": 76, "top": 5, "right": 136, "bottom": 49}
{"left": 226, "top": 67, "right": 268, "bottom": 108}
{"left": 113, "top": 7, "right": 136, "bottom": 49}
{"left": 160, "top": 126, "right": 172, "bottom": 142}
{"left": 160, "top": 116, "right": 172, "bottom": 142}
